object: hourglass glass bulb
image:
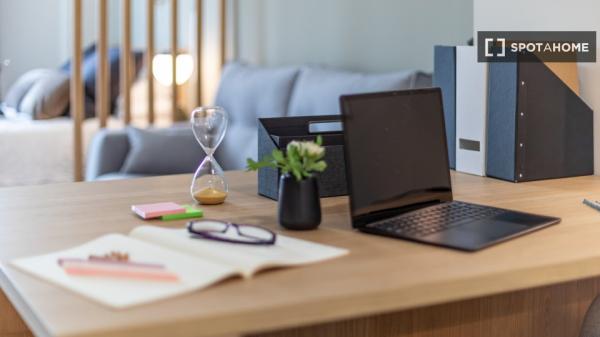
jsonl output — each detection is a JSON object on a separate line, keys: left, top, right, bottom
{"left": 190, "top": 106, "right": 229, "bottom": 205}
{"left": 190, "top": 106, "right": 228, "bottom": 156}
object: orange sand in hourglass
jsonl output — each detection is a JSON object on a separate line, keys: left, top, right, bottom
{"left": 192, "top": 173, "right": 228, "bottom": 205}
{"left": 193, "top": 187, "right": 227, "bottom": 205}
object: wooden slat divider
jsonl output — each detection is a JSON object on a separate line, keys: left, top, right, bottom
{"left": 195, "top": 0, "right": 203, "bottom": 107}
{"left": 71, "top": 0, "right": 225, "bottom": 179}
{"left": 121, "top": 0, "right": 132, "bottom": 125}
{"left": 170, "top": 0, "right": 178, "bottom": 122}
{"left": 72, "top": 0, "right": 84, "bottom": 182}
{"left": 147, "top": 0, "right": 155, "bottom": 125}
{"left": 220, "top": 0, "right": 227, "bottom": 68}
{"left": 97, "top": 0, "right": 109, "bottom": 128}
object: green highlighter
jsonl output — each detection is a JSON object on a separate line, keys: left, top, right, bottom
{"left": 160, "top": 204, "right": 203, "bottom": 221}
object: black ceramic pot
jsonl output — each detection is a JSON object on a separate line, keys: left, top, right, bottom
{"left": 278, "top": 174, "right": 321, "bottom": 230}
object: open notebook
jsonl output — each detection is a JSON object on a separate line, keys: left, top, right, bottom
{"left": 11, "top": 225, "right": 348, "bottom": 309}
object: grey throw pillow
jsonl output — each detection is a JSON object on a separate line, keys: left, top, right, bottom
{"left": 120, "top": 127, "right": 204, "bottom": 175}
{"left": 213, "top": 62, "right": 299, "bottom": 170}
{"left": 18, "top": 70, "right": 70, "bottom": 119}
{"left": 287, "top": 66, "right": 422, "bottom": 116}
{"left": 3, "top": 69, "right": 52, "bottom": 109}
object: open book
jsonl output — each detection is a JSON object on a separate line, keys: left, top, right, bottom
{"left": 11, "top": 225, "right": 348, "bottom": 309}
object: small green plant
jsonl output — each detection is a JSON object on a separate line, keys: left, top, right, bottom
{"left": 247, "top": 136, "right": 327, "bottom": 181}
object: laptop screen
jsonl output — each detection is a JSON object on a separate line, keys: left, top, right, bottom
{"left": 340, "top": 89, "right": 453, "bottom": 223}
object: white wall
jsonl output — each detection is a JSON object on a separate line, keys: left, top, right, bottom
{"left": 0, "top": 0, "right": 66, "bottom": 97}
{"left": 0, "top": 0, "right": 99, "bottom": 98}
{"left": 236, "top": 0, "right": 474, "bottom": 73}
{"left": 1, "top": 0, "right": 473, "bottom": 100}
{"left": 474, "top": 0, "right": 600, "bottom": 174}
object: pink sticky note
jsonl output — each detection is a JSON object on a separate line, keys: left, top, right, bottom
{"left": 131, "top": 202, "right": 185, "bottom": 219}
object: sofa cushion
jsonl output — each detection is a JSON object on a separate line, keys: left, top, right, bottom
{"left": 413, "top": 71, "right": 433, "bottom": 88}
{"left": 2, "top": 69, "right": 52, "bottom": 117}
{"left": 120, "top": 127, "right": 203, "bottom": 175}
{"left": 18, "top": 70, "right": 70, "bottom": 120}
{"left": 86, "top": 129, "right": 131, "bottom": 181}
{"left": 95, "top": 173, "right": 149, "bottom": 181}
{"left": 287, "top": 66, "right": 425, "bottom": 116}
{"left": 214, "top": 62, "right": 299, "bottom": 170}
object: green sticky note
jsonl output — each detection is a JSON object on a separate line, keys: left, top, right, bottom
{"left": 161, "top": 205, "right": 203, "bottom": 221}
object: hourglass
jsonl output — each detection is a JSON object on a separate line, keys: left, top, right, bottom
{"left": 190, "top": 106, "right": 229, "bottom": 205}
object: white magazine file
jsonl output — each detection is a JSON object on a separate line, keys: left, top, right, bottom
{"left": 455, "top": 46, "right": 488, "bottom": 176}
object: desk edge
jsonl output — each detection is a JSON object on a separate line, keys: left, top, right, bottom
{"left": 1, "top": 264, "right": 51, "bottom": 337}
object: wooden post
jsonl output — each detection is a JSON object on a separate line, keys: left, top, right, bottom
{"left": 121, "top": 0, "right": 132, "bottom": 125}
{"left": 97, "top": 0, "right": 109, "bottom": 128}
{"left": 220, "top": 0, "right": 227, "bottom": 68}
{"left": 147, "top": 0, "right": 155, "bottom": 125}
{"left": 72, "top": 0, "right": 84, "bottom": 182}
{"left": 195, "top": 0, "right": 203, "bottom": 107}
{"left": 170, "top": 0, "right": 178, "bottom": 122}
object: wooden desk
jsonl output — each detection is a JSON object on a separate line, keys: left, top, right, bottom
{"left": 2, "top": 171, "right": 600, "bottom": 337}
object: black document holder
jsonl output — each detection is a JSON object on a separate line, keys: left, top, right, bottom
{"left": 257, "top": 115, "right": 347, "bottom": 200}
{"left": 487, "top": 53, "right": 594, "bottom": 182}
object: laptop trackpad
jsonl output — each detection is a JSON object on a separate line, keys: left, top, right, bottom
{"left": 424, "top": 220, "right": 530, "bottom": 251}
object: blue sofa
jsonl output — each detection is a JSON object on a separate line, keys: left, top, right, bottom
{"left": 85, "top": 63, "right": 431, "bottom": 181}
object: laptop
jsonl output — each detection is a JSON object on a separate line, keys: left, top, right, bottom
{"left": 339, "top": 88, "right": 560, "bottom": 251}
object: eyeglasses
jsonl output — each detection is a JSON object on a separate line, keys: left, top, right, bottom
{"left": 187, "top": 220, "right": 277, "bottom": 245}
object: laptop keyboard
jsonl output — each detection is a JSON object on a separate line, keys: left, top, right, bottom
{"left": 366, "top": 201, "right": 507, "bottom": 238}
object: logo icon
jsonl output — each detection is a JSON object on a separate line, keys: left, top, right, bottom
{"left": 484, "top": 37, "right": 506, "bottom": 57}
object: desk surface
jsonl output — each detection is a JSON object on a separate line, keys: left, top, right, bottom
{"left": 2, "top": 171, "right": 600, "bottom": 337}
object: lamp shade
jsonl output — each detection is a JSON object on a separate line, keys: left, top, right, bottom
{"left": 152, "top": 53, "right": 194, "bottom": 86}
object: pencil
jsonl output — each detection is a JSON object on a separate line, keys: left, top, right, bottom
{"left": 582, "top": 198, "right": 600, "bottom": 212}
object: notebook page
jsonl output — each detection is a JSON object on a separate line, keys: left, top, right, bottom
{"left": 11, "top": 234, "right": 238, "bottom": 309}
{"left": 130, "top": 226, "right": 349, "bottom": 278}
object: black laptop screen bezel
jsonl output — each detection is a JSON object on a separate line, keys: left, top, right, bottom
{"left": 340, "top": 88, "right": 454, "bottom": 228}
